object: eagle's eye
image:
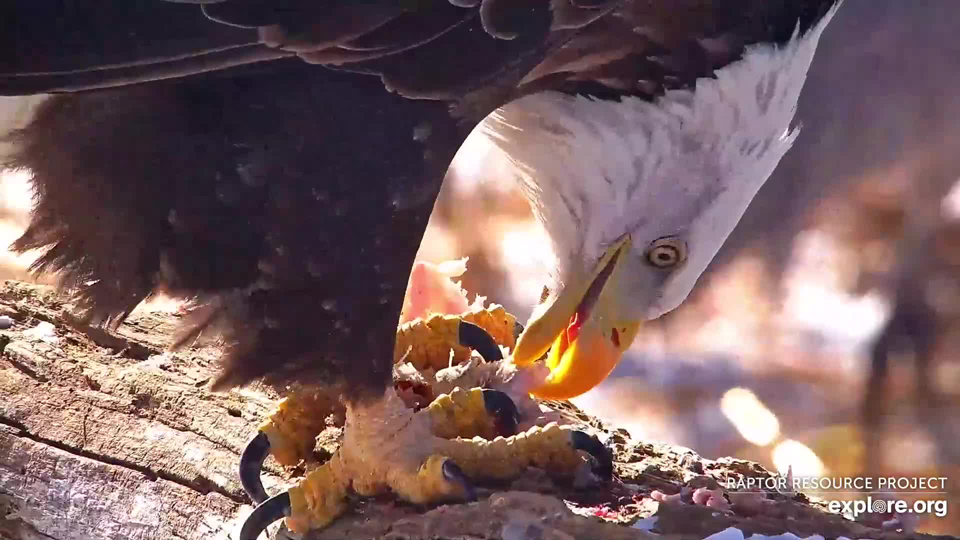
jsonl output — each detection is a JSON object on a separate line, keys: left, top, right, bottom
{"left": 645, "top": 236, "right": 687, "bottom": 268}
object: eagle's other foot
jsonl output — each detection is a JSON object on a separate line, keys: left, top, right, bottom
{"left": 239, "top": 387, "right": 610, "bottom": 538}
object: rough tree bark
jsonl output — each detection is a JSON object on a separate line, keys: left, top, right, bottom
{"left": 0, "top": 281, "right": 288, "bottom": 540}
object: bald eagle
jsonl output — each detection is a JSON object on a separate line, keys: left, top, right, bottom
{"left": 2, "top": 0, "right": 840, "bottom": 536}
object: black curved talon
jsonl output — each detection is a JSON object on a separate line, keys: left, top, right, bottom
{"left": 481, "top": 388, "right": 519, "bottom": 437}
{"left": 239, "top": 491, "right": 292, "bottom": 540}
{"left": 457, "top": 320, "right": 504, "bottom": 362}
{"left": 570, "top": 430, "right": 613, "bottom": 481}
{"left": 240, "top": 431, "right": 272, "bottom": 504}
{"left": 441, "top": 460, "right": 478, "bottom": 502}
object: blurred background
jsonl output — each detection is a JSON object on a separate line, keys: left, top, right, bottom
{"left": 1, "top": 0, "right": 957, "bottom": 534}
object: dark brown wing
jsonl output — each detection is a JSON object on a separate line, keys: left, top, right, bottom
{"left": 0, "top": 1, "right": 281, "bottom": 95}
{"left": 0, "top": 1, "right": 608, "bottom": 99}
{"left": 1, "top": 1, "right": 838, "bottom": 101}
{"left": 192, "top": 0, "right": 838, "bottom": 102}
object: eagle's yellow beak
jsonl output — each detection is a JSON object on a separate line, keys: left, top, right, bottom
{"left": 512, "top": 236, "right": 640, "bottom": 399}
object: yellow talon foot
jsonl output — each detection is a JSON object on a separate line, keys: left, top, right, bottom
{"left": 286, "top": 458, "right": 350, "bottom": 532}
{"left": 439, "top": 422, "right": 612, "bottom": 482}
{"left": 240, "top": 388, "right": 610, "bottom": 538}
{"left": 259, "top": 388, "right": 338, "bottom": 467}
{"left": 280, "top": 389, "right": 479, "bottom": 535}
{"left": 238, "top": 388, "right": 340, "bottom": 507}
{"left": 394, "top": 307, "right": 519, "bottom": 370}
{"left": 425, "top": 386, "right": 519, "bottom": 439}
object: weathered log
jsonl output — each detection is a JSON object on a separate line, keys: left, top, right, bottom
{"left": 0, "top": 281, "right": 951, "bottom": 540}
{"left": 0, "top": 281, "right": 286, "bottom": 539}
{"left": 0, "top": 424, "right": 245, "bottom": 540}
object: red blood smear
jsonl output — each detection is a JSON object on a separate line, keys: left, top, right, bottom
{"left": 591, "top": 506, "right": 618, "bottom": 518}
{"left": 566, "top": 311, "right": 582, "bottom": 344}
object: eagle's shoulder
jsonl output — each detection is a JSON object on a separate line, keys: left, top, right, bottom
{"left": 517, "top": 0, "right": 842, "bottom": 103}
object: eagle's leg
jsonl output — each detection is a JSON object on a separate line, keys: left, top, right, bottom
{"left": 240, "top": 387, "right": 610, "bottom": 538}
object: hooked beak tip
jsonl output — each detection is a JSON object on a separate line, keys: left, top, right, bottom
{"left": 512, "top": 236, "right": 640, "bottom": 400}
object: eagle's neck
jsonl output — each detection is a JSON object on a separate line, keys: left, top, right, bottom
{"left": 483, "top": 4, "right": 839, "bottom": 289}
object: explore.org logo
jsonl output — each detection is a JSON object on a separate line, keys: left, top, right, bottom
{"left": 826, "top": 496, "right": 948, "bottom": 519}
{"left": 724, "top": 474, "right": 950, "bottom": 520}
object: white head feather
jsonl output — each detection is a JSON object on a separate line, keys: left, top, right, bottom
{"left": 483, "top": 3, "right": 840, "bottom": 320}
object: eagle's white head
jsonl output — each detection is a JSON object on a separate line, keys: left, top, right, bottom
{"left": 483, "top": 3, "right": 840, "bottom": 399}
